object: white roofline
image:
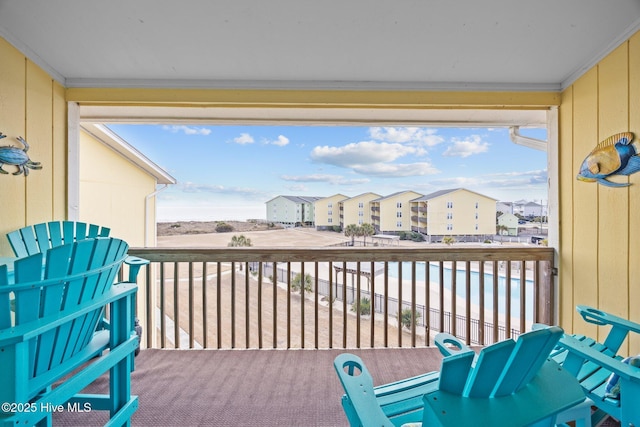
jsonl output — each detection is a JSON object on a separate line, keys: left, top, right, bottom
{"left": 79, "top": 123, "right": 176, "bottom": 185}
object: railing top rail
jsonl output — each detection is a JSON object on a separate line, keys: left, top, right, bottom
{"left": 129, "top": 246, "right": 553, "bottom": 263}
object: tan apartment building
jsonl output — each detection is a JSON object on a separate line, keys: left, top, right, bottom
{"left": 410, "top": 188, "right": 497, "bottom": 242}
{"left": 265, "top": 195, "right": 321, "bottom": 227}
{"left": 371, "top": 191, "right": 423, "bottom": 233}
{"left": 339, "top": 192, "right": 381, "bottom": 229}
{"left": 314, "top": 193, "right": 348, "bottom": 230}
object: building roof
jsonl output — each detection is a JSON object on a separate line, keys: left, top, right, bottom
{"left": 266, "top": 195, "right": 323, "bottom": 204}
{"left": 372, "top": 190, "right": 422, "bottom": 202}
{"left": 80, "top": 123, "right": 176, "bottom": 185}
{"left": 411, "top": 188, "right": 498, "bottom": 202}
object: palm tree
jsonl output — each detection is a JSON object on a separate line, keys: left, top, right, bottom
{"left": 344, "top": 224, "right": 359, "bottom": 246}
{"left": 228, "top": 234, "right": 253, "bottom": 247}
{"left": 360, "top": 223, "right": 375, "bottom": 246}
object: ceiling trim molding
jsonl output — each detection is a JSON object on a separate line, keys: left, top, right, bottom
{"left": 65, "top": 78, "right": 561, "bottom": 93}
{"left": 0, "top": 24, "right": 66, "bottom": 84}
{"left": 560, "top": 16, "right": 640, "bottom": 90}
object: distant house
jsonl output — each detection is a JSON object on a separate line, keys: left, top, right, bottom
{"left": 79, "top": 124, "right": 176, "bottom": 247}
{"left": 496, "top": 201, "right": 513, "bottom": 215}
{"left": 522, "top": 201, "right": 546, "bottom": 218}
{"left": 410, "top": 188, "right": 497, "bottom": 242}
{"left": 314, "top": 194, "right": 349, "bottom": 230}
{"left": 339, "top": 192, "right": 382, "bottom": 229}
{"left": 266, "top": 195, "right": 321, "bottom": 227}
{"left": 497, "top": 213, "right": 519, "bottom": 236}
{"left": 371, "top": 190, "right": 423, "bottom": 233}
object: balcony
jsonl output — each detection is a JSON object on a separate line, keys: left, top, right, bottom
{"left": 48, "top": 245, "right": 596, "bottom": 427}
{"left": 126, "top": 245, "right": 553, "bottom": 350}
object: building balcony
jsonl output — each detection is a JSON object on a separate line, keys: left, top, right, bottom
{"left": 57, "top": 245, "right": 556, "bottom": 425}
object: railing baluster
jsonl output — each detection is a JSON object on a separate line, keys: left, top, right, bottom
{"left": 411, "top": 261, "right": 417, "bottom": 347}
{"left": 383, "top": 261, "right": 389, "bottom": 347}
{"left": 160, "top": 262, "right": 166, "bottom": 349}
{"left": 258, "top": 262, "right": 264, "bottom": 349}
{"left": 478, "top": 261, "right": 485, "bottom": 345}
{"left": 492, "top": 261, "right": 499, "bottom": 343}
{"left": 328, "top": 261, "right": 333, "bottom": 349}
{"left": 216, "top": 262, "right": 221, "bottom": 349}
{"left": 174, "top": 262, "right": 179, "bottom": 349}
{"left": 438, "top": 261, "right": 444, "bottom": 334}
{"left": 189, "top": 262, "right": 194, "bottom": 349}
{"left": 520, "top": 260, "right": 526, "bottom": 334}
{"left": 314, "top": 262, "right": 319, "bottom": 349}
{"left": 342, "top": 263, "right": 347, "bottom": 348}
{"left": 451, "top": 260, "right": 456, "bottom": 338}
{"left": 505, "top": 261, "right": 512, "bottom": 339}
{"left": 202, "top": 262, "right": 208, "bottom": 349}
{"left": 370, "top": 261, "right": 375, "bottom": 348}
{"left": 245, "top": 261, "right": 250, "bottom": 349}
{"left": 287, "top": 262, "right": 291, "bottom": 349}
{"left": 300, "top": 262, "right": 305, "bottom": 348}
{"left": 356, "top": 261, "right": 361, "bottom": 348}
{"left": 397, "top": 261, "right": 402, "bottom": 347}
{"left": 424, "top": 261, "right": 430, "bottom": 346}
{"left": 270, "top": 261, "right": 274, "bottom": 349}
{"left": 465, "top": 261, "right": 471, "bottom": 346}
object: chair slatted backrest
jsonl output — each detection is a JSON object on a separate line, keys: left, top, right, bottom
{"left": 1, "top": 237, "right": 127, "bottom": 378}
{"left": 438, "top": 326, "right": 563, "bottom": 398}
{"left": 6, "top": 221, "right": 111, "bottom": 258}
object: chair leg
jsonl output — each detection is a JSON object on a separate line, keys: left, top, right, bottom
{"left": 554, "top": 398, "right": 593, "bottom": 427}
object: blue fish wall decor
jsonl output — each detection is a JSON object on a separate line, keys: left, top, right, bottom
{"left": 576, "top": 132, "right": 640, "bottom": 187}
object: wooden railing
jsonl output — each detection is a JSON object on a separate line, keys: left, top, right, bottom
{"left": 127, "top": 246, "right": 555, "bottom": 350}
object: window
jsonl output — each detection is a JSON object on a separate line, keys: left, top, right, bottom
{"left": 328, "top": 210, "right": 332, "bottom": 215}
{"left": 447, "top": 212, "right": 452, "bottom": 220}
{"left": 328, "top": 202, "right": 333, "bottom": 208}
{"left": 397, "top": 221, "right": 403, "bottom": 228}
{"left": 475, "top": 202, "right": 479, "bottom": 209}
{"left": 447, "top": 202, "right": 453, "bottom": 209}
{"left": 328, "top": 218, "right": 332, "bottom": 223}
{"left": 447, "top": 224, "right": 453, "bottom": 231}
{"left": 358, "top": 202, "right": 364, "bottom": 208}
{"left": 358, "top": 211, "right": 363, "bottom": 217}
{"left": 397, "top": 211, "right": 402, "bottom": 218}
{"left": 397, "top": 202, "right": 402, "bottom": 208}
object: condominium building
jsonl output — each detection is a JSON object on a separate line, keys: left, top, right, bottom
{"left": 265, "top": 195, "right": 322, "bottom": 227}
{"left": 410, "top": 188, "right": 497, "bottom": 241}
{"left": 371, "top": 191, "right": 423, "bottom": 233}
{"left": 339, "top": 192, "right": 382, "bottom": 229}
{"left": 314, "top": 194, "right": 349, "bottom": 230}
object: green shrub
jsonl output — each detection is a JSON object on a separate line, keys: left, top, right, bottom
{"left": 352, "top": 297, "right": 371, "bottom": 316}
{"left": 400, "top": 308, "right": 421, "bottom": 329}
{"left": 215, "top": 222, "right": 234, "bottom": 232}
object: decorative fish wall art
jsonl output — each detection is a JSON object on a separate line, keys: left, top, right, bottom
{"left": 0, "top": 132, "right": 42, "bottom": 176}
{"left": 576, "top": 132, "right": 640, "bottom": 187}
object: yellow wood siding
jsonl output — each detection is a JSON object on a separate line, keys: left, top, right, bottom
{"left": 559, "top": 31, "right": 640, "bottom": 354}
{"left": 79, "top": 129, "right": 156, "bottom": 247}
{"left": 0, "top": 39, "right": 66, "bottom": 257}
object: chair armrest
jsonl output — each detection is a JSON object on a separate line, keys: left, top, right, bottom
{"left": 333, "top": 353, "right": 394, "bottom": 427}
{"left": 0, "top": 283, "right": 137, "bottom": 346}
{"left": 434, "top": 333, "right": 474, "bottom": 358}
{"left": 125, "top": 256, "right": 149, "bottom": 283}
{"left": 577, "top": 305, "right": 640, "bottom": 334}
{"left": 558, "top": 334, "right": 640, "bottom": 383}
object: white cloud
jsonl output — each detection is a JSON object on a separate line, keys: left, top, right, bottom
{"left": 310, "top": 141, "right": 418, "bottom": 167}
{"left": 270, "top": 135, "right": 290, "bottom": 146}
{"left": 181, "top": 182, "right": 265, "bottom": 199}
{"left": 442, "top": 135, "right": 489, "bottom": 158}
{"left": 352, "top": 162, "right": 439, "bottom": 177}
{"left": 280, "top": 174, "right": 370, "bottom": 185}
{"left": 233, "top": 133, "right": 255, "bottom": 144}
{"left": 162, "top": 125, "right": 212, "bottom": 136}
{"left": 369, "top": 127, "right": 444, "bottom": 147}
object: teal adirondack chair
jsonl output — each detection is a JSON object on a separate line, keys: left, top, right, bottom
{"left": 543, "top": 305, "right": 640, "bottom": 427}
{"left": 6, "top": 221, "right": 149, "bottom": 282}
{"left": 6, "top": 221, "right": 149, "bottom": 355}
{"left": 0, "top": 237, "right": 139, "bottom": 426}
{"left": 334, "top": 326, "right": 585, "bottom": 427}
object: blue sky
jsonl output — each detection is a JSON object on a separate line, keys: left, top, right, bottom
{"left": 107, "top": 124, "right": 548, "bottom": 222}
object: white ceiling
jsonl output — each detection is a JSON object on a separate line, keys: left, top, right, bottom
{"left": 1, "top": 0, "right": 640, "bottom": 92}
